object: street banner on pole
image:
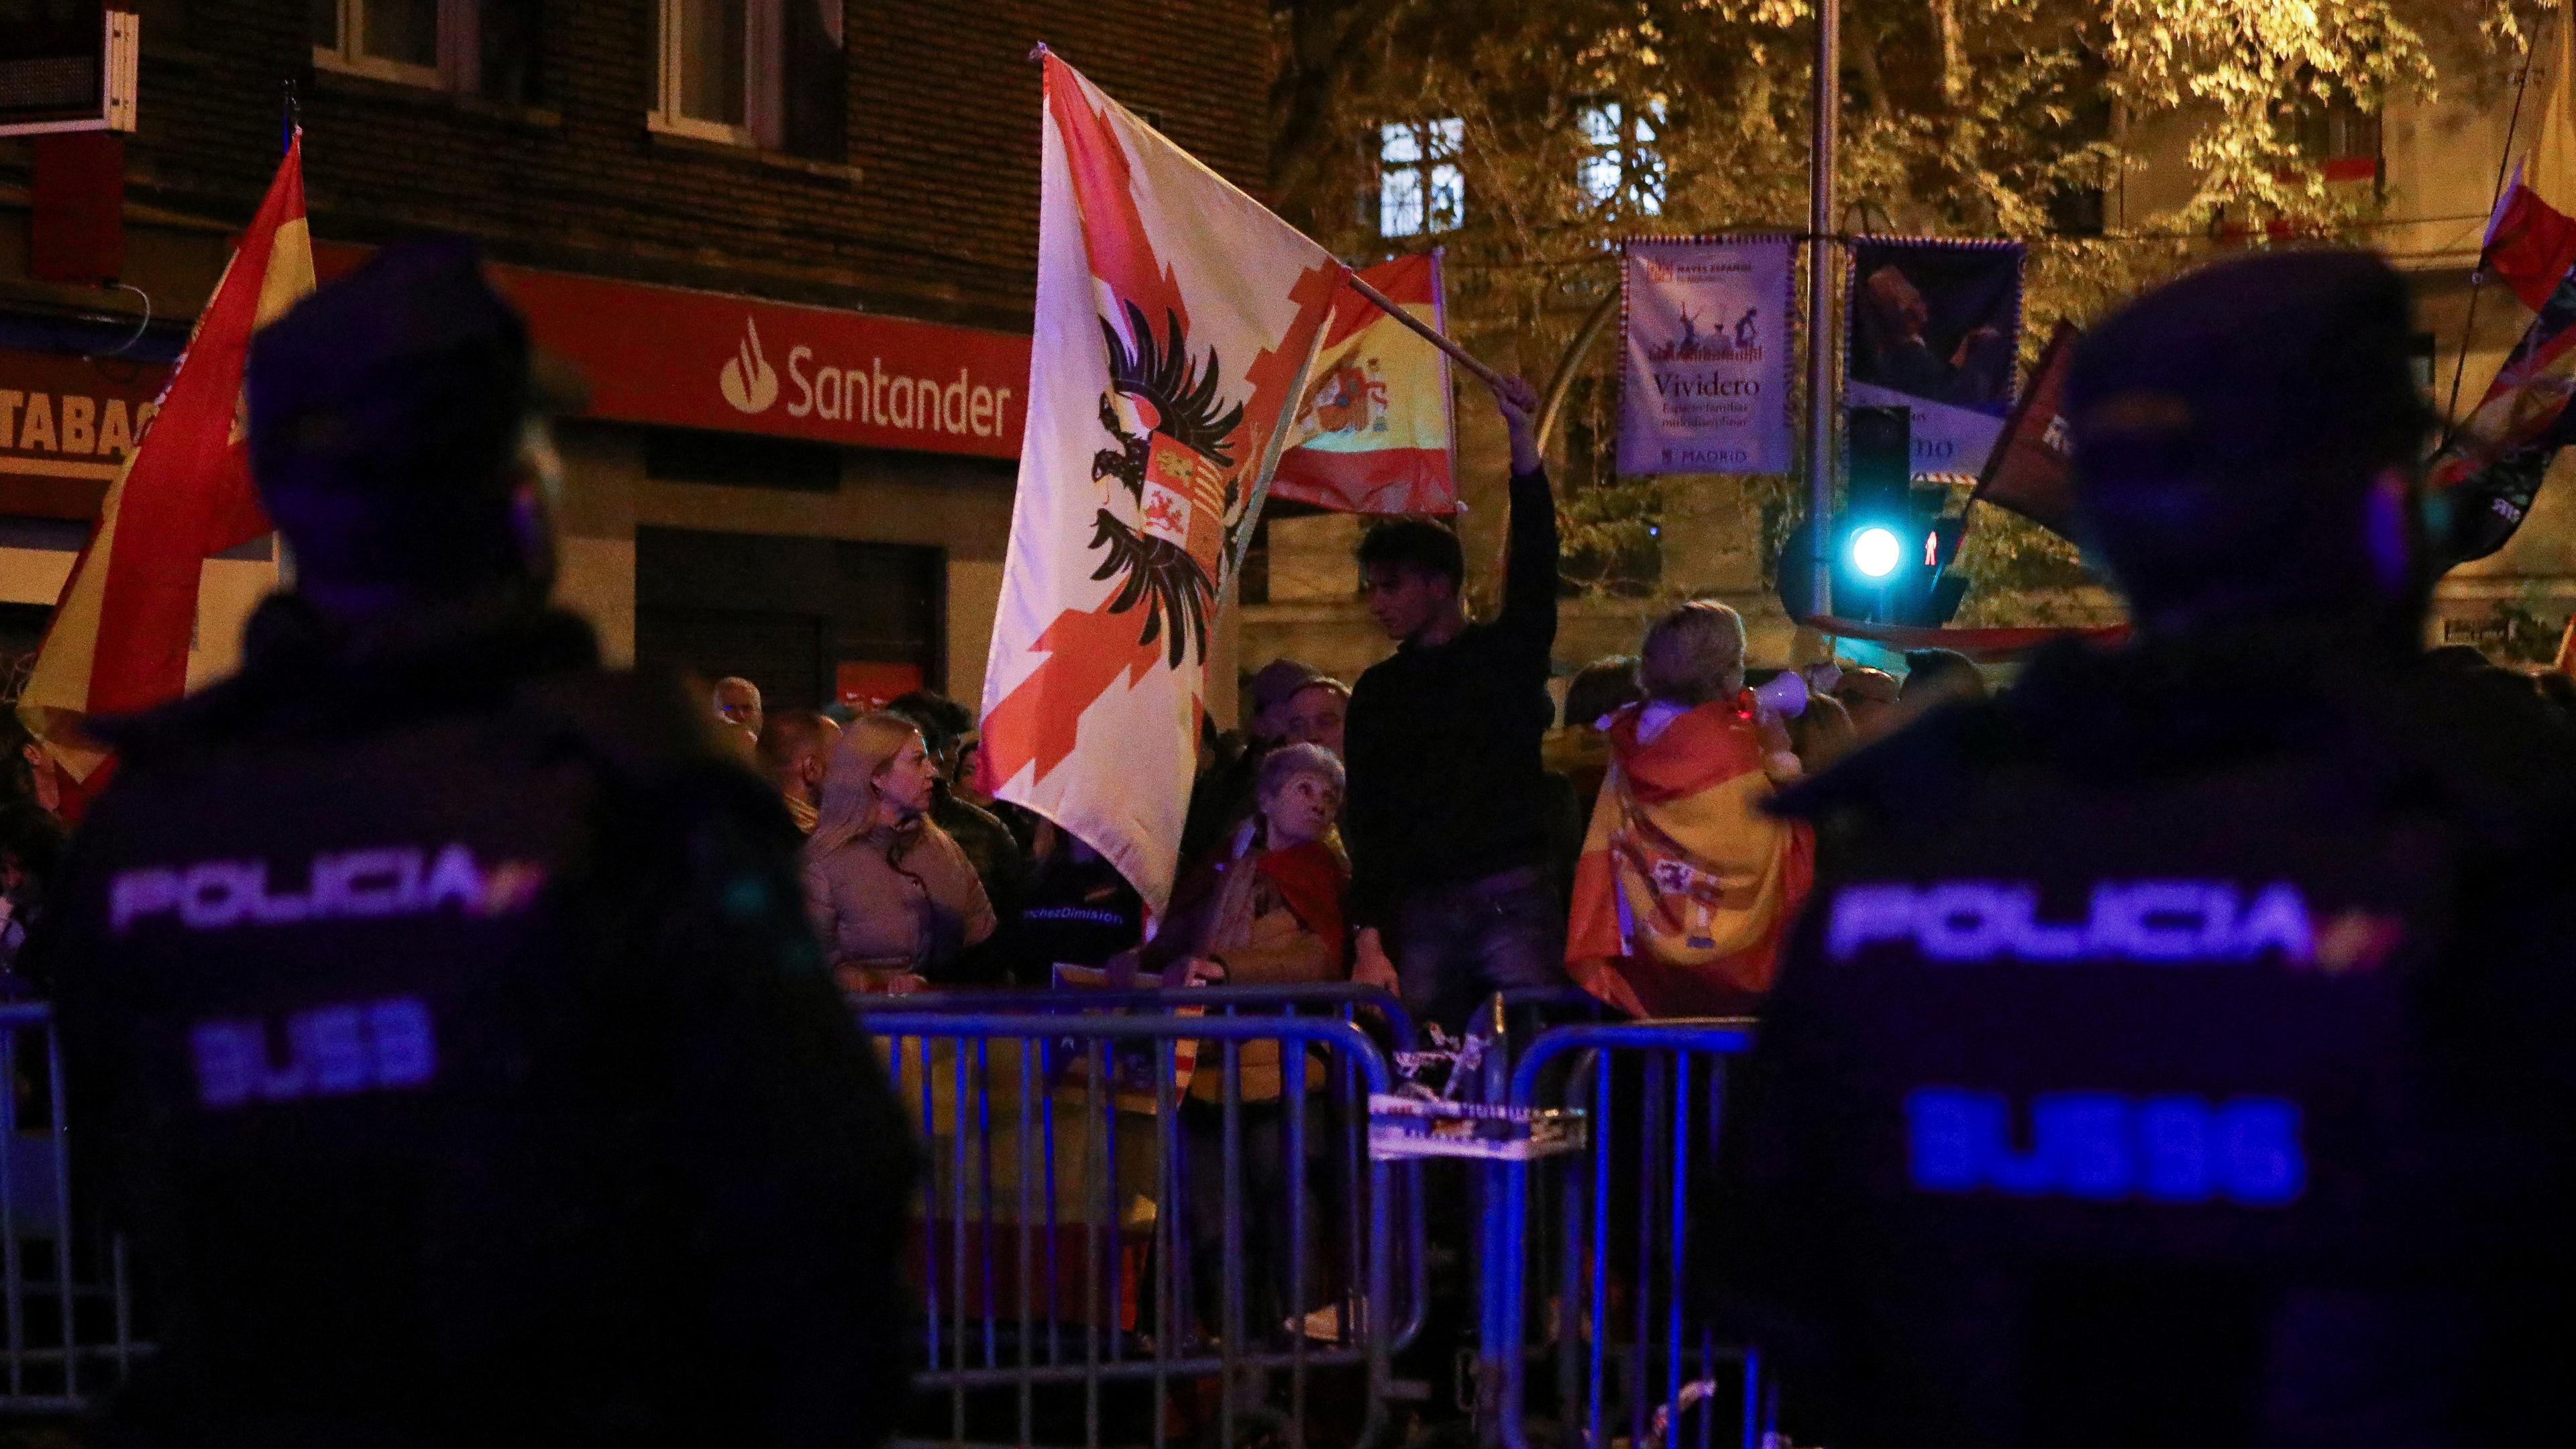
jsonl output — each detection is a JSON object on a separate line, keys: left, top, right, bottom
{"left": 1970, "top": 319, "right": 2081, "bottom": 537}
{"left": 1617, "top": 235, "right": 1794, "bottom": 476}
{"left": 1845, "top": 236, "right": 2023, "bottom": 478}
{"left": 1273, "top": 250, "right": 1458, "bottom": 514}
{"left": 2426, "top": 266, "right": 2576, "bottom": 561}
{"left": 978, "top": 50, "right": 1345, "bottom": 912}
{"left": 18, "top": 132, "right": 312, "bottom": 787}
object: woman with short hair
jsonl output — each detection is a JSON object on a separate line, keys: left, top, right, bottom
{"left": 1565, "top": 601, "right": 1815, "bottom": 1016}
{"left": 1144, "top": 741, "right": 1351, "bottom": 1346}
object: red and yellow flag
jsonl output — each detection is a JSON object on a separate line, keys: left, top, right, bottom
{"left": 2486, "top": 15, "right": 2576, "bottom": 310}
{"left": 1272, "top": 251, "right": 1458, "bottom": 515}
{"left": 1566, "top": 700, "right": 1813, "bottom": 1018}
{"left": 18, "top": 136, "right": 314, "bottom": 784}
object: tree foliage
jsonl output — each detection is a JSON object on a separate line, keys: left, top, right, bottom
{"left": 1272, "top": 0, "right": 2547, "bottom": 615}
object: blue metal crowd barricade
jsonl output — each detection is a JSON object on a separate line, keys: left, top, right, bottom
{"left": 861, "top": 993, "right": 1426, "bottom": 1449}
{"left": 883, "top": 983, "right": 1422, "bottom": 1057}
{"left": 0, "top": 1001, "right": 139, "bottom": 1412}
{"left": 1473, "top": 1020, "right": 1761, "bottom": 1449}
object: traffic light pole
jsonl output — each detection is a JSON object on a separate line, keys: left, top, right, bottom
{"left": 1805, "top": 0, "right": 1840, "bottom": 620}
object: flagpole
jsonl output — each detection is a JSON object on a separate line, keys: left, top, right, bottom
{"left": 1346, "top": 271, "right": 1509, "bottom": 392}
{"left": 2446, "top": 13, "right": 2544, "bottom": 439}
{"left": 1806, "top": 0, "right": 1841, "bottom": 621}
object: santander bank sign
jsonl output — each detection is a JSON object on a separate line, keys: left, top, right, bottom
{"left": 718, "top": 315, "right": 1018, "bottom": 447}
{"left": 314, "top": 244, "right": 1030, "bottom": 462}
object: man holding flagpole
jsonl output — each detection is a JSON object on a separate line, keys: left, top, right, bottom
{"left": 1342, "top": 373, "right": 1570, "bottom": 1032}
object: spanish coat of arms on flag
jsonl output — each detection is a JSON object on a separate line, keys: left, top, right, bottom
{"left": 978, "top": 52, "right": 1346, "bottom": 911}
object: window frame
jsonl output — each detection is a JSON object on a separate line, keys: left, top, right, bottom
{"left": 1374, "top": 117, "right": 1464, "bottom": 241}
{"left": 652, "top": 0, "right": 761, "bottom": 148}
{"left": 311, "top": 0, "right": 473, "bottom": 93}
{"left": 1575, "top": 97, "right": 1666, "bottom": 219}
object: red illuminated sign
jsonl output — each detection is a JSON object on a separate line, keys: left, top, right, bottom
{"left": 318, "top": 244, "right": 1031, "bottom": 460}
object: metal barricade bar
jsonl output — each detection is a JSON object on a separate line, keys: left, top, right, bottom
{"left": 870, "top": 983, "right": 1422, "bottom": 1051}
{"left": 0, "top": 1000, "right": 142, "bottom": 1413}
{"left": 869, "top": 1010, "right": 1410, "bottom": 1449}
{"left": 873, "top": 984, "right": 1431, "bottom": 1358}
{"left": 1477, "top": 1021, "right": 1757, "bottom": 1449}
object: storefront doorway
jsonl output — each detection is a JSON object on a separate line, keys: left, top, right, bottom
{"left": 633, "top": 526, "right": 944, "bottom": 712}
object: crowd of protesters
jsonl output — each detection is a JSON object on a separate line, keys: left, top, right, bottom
{"left": 23, "top": 239, "right": 2576, "bottom": 1445}
{"left": 702, "top": 392, "right": 2576, "bottom": 1040}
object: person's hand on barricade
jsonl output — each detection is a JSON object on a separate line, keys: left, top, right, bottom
{"left": 837, "top": 963, "right": 930, "bottom": 996}
{"left": 1183, "top": 955, "right": 1227, "bottom": 987}
{"left": 1352, "top": 926, "right": 1399, "bottom": 994}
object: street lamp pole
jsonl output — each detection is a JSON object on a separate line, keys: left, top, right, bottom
{"left": 1806, "top": 0, "right": 1841, "bottom": 618}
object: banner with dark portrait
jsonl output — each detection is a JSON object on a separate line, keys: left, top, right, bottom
{"left": 1845, "top": 237, "right": 2025, "bottom": 478}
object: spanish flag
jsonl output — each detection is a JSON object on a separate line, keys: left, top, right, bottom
{"left": 1272, "top": 251, "right": 1458, "bottom": 515}
{"left": 1566, "top": 700, "right": 1814, "bottom": 1018}
{"left": 17, "top": 137, "right": 313, "bottom": 789}
{"left": 2485, "top": 15, "right": 2576, "bottom": 311}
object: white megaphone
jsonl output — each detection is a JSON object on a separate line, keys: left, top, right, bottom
{"left": 1750, "top": 669, "right": 1809, "bottom": 720}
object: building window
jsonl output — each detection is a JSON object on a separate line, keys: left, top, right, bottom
{"left": 654, "top": 0, "right": 846, "bottom": 160}
{"left": 2297, "top": 96, "right": 2382, "bottom": 186}
{"left": 310, "top": 0, "right": 538, "bottom": 101}
{"left": 1577, "top": 99, "right": 1664, "bottom": 217}
{"left": 1377, "top": 119, "right": 1463, "bottom": 239}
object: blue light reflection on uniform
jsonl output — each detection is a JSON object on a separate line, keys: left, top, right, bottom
{"left": 1907, "top": 1087, "right": 2305, "bottom": 1207}
{"left": 190, "top": 997, "right": 439, "bottom": 1110}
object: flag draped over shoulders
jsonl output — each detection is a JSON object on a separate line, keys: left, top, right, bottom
{"left": 1566, "top": 700, "right": 1814, "bottom": 1018}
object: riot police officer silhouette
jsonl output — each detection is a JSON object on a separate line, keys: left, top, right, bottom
{"left": 1717, "top": 250, "right": 2576, "bottom": 1448}
{"left": 36, "top": 239, "right": 918, "bottom": 1448}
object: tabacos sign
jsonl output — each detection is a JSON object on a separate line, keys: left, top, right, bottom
{"left": 315, "top": 244, "right": 1030, "bottom": 461}
{"left": 492, "top": 264, "right": 1030, "bottom": 460}
{"left": 0, "top": 348, "right": 172, "bottom": 517}
{"left": 0, "top": 350, "right": 170, "bottom": 481}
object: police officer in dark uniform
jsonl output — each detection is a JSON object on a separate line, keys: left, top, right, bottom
{"left": 1715, "top": 251, "right": 2576, "bottom": 1448}
{"left": 34, "top": 239, "right": 918, "bottom": 1448}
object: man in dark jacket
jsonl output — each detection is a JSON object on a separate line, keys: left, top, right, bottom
{"left": 1343, "top": 374, "right": 1568, "bottom": 1031}
{"left": 35, "top": 239, "right": 918, "bottom": 1449}
{"left": 1716, "top": 250, "right": 2576, "bottom": 1448}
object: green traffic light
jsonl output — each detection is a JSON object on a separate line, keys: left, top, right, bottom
{"left": 1849, "top": 525, "right": 1902, "bottom": 579}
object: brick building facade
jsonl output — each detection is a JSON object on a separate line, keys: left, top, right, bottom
{"left": 1, "top": 0, "right": 1273, "bottom": 714}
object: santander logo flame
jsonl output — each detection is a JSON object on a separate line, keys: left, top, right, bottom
{"left": 719, "top": 315, "right": 780, "bottom": 414}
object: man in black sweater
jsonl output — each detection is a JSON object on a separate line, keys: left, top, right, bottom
{"left": 1344, "top": 374, "right": 1569, "bottom": 1031}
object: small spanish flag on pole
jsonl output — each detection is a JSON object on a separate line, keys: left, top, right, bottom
{"left": 17, "top": 133, "right": 314, "bottom": 802}
{"left": 1272, "top": 250, "right": 1460, "bottom": 515}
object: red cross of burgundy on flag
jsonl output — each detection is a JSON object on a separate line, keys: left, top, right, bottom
{"left": 979, "top": 52, "right": 1346, "bottom": 910}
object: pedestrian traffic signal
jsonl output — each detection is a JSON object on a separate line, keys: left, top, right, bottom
{"left": 1778, "top": 405, "right": 1970, "bottom": 626}
{"left": 1848, "top": 524, "right": 1904, "bottom": 580}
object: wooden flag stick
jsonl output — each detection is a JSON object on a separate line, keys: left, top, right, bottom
{"left": 1344, "top": 270, "right": 1509, "bottom": 392}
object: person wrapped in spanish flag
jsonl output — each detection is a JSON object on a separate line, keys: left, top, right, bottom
{"left": 1566, "top": 601, "right": 1815, "bottom": 1018}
